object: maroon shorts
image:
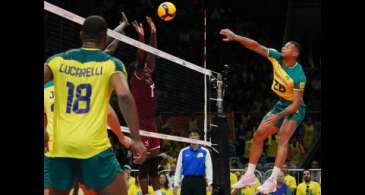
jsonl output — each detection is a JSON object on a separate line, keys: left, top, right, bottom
{"left": 140, "top": 119, "right": 160, "bottom": 151}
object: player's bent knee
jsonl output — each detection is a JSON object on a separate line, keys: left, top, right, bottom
{"left": 253, "top": 129, "right": 268, "bottom": 140}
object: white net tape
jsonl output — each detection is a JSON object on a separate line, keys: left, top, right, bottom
{"left": 116, "top": 126, "right": 214, "bottom": 147}
{"left": 44, "top": 1, "right": 212, "bottom": 76}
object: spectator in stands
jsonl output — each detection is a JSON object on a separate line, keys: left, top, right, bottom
{"left": 282, "top": 163, "right": 297, "bottom": 192}
{"left": 303, "top": 117, "right": 315, "bottom": 149}
{"left": 270, "top": 171, "right": 292, "bottom": 195}
{"left": 296, "top": 170, "right": 321, "bottom": 195}
{"left": 128, "top": 176, "right": 155, "bottom": 195}
{"left": 122, "top": 164, "right": 135, "bottom": 188}
{"left": 266, "top": 135, "right": 278, "bottom": 162}
{"left": 230, "top": 164, "right": 238, "bottom": 188}
{"left": 310, "top": 161, "right": 321, "bottom": 183}
{"left": 158, "top": 155, "right": 169, "bottom": 173}
{"left": 243, "top": 129, "right": 254, "bottom": 163}
{"left": 167, "top": 162, "right": 176, "bottom": 188}
{"left": 159, "top": 174, "right": 174, "bottom": 195}
{"left": 289, "top": 138, "right": 304, "bottom": 167}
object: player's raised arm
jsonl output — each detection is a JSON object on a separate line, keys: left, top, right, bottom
{"left": 104, "top": 12, "right": 130, "bottom": 55}
{"left": 220, "top": 28, "right": 268, "bottom": 57}
{"left": 132, "top": 20, "right": 146, "bottom": 70}
{"left": 146, "top": 16, "right": 157, "bottom": 71}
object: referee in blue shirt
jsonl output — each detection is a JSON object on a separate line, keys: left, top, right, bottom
{"left": 173, "top": 129, "right": 213, "bottom": 195}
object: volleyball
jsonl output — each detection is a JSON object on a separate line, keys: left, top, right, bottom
{"left": 157, "top": 2, "right": 176, "bottom": 21}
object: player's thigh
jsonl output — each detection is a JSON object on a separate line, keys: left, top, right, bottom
{"left": 256, "top": 113, "right": 281, "bottom": 138}
{"left": 80, "top": 148, "right": 122, "bottom": 190}
{"left": 138, "top": 158, "right": 151, "bottom": 179}
{"left": 148, "top": 157, "right": 160, "bottom": 178}
{"left": 48, "top": 157, "right": 78, "bottom": 193}
{"left": 278, "top": 119, "right": 299, "bottom": 142}
{"left": 96, "top": 173, "right": 127, "bottom": 195}
{"left": 278, "top": 104, "right": 306, "bottom": 140}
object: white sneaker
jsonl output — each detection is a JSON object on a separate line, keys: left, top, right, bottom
{"left": 256, "top": 178, "right": 277, "bottom": 194}
{"left": 232, "top": 174, "right": 257, "bottom": 189}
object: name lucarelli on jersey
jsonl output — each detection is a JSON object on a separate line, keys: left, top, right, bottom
{"left": 59, "top": 64, "right": 103, "bottom": 77}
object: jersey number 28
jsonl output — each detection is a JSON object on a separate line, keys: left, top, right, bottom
{"left": 273, "top": 79, "right": 286, "bottom": 93}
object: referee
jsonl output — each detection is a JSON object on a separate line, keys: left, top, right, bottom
{"left": 173, "top": 129, "right": 213, "bottom": 195}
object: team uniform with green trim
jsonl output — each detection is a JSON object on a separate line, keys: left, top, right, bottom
{"left": 44, "top": 81, "right": 55, "bottom": 189}
{"left": 262, "top": 48, "right": 307, "bottom": 128}
{"left": 46, "top": 48, "right": 127, "bottom": 190}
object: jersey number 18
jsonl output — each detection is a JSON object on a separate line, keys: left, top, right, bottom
{"left": 66, "top": 82, "right": 92, "bottom": 114}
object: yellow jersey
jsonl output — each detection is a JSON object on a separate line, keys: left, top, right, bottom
{"left": 230, "top": 172, "right": 238, "bottom": 186}
{"left": 240, "top": 178, "right": 260, "bottom": 195}
{"left": 244, "top": 139, "right": 252, "bottom": 159}
{"left": 267, "top": 48, "right": 306, "bottom": 101}
{"left": 284, "top": 174, "right": 297, "bottom": 190}
{"left": 266, "top": 135, "right": 278, "bottom": 158}
{"left": 303, "top": 124, "right": 315, "bottom": 148}
{"left": 160, "top": 187, "right": 174, "bottom": 195}
{"left": 47, "top": 48, "right": 127, "bottom": 158}
{"left": 128, "top": 184, "right": 154, "bottom": 195}
{"left": 296, "top": 181, "right": 321, "bottom": 195}
{"left": 44, "top": 81, "right": 55, "bottom": 156}
{"left": 128, "top": 176, "right": 136, "bottom": 186}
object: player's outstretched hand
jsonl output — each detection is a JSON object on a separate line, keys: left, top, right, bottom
{"left": 121, "top": 136, "right": 133, "bottom": 149}
{"left": 130, "top": 139, "right": 148, "bottom": 164}
{"left": 132, "top": 20, "right": 144, "bottom": 37}
{"left": 220, "top": 28, "right": 237, "bottom": 42}
{"left": 120, "top": 11, "right": 130, "bottom": 26}
{"left": 146, "top": 16, "right": 156, "bottom": 33}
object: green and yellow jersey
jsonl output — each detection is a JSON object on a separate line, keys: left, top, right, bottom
{"left": 46, "top": 48, "right": 127, "bottom": 158}
{"left": 44, "top": 81, "right": 55, "bottom": 156}
{"left": 267, "top": 48, "right": 306, "bottom": 102}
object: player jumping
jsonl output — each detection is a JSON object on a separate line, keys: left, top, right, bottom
{"left": 220, "top": 28, "right": 306, "bottom": 194}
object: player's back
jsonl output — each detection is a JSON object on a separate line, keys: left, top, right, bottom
{"left": 47, "top": 48, "right": 127, "bottom": 159}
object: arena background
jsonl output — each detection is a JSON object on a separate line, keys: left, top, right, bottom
{"left": 44, "top": 0, "right": 321, "bottom": 194}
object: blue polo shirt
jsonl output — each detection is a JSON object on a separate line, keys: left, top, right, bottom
{"left": 174, "top": 145, "right": 213, "bottom": 187}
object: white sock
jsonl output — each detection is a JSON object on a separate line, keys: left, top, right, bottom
{"left": 270, "top": 166, "right": 281, "bottom": 180}
{"left": 245, "top": 163, "right": 256, "bottom": 176}
{"left": 154, "top": 190, "right": 161, "bottom": 195}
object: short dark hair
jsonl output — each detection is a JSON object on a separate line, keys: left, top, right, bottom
{"left": 188, "top": 128, "right": 202, "bottom": 138}
{"left": 289, "top": 41, "right": 301, "bottom": 54}
{"left": 303, "top": 169, "right": 311, "bottom": 174}
{"left": 82, "top": 15, "right": 107, "bottom": 41}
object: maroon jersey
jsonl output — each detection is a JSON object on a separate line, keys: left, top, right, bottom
{"left": 130, "top": 68, "right": 160, "bottom": 151}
